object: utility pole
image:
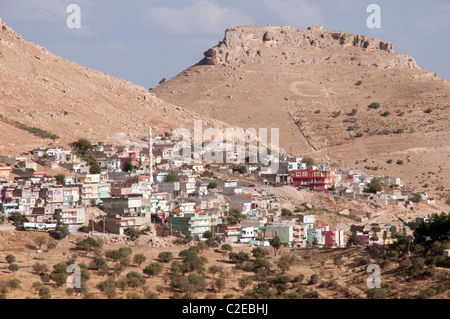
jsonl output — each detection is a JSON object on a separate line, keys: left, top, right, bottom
{"left": 149, "top": 127, "right": 154, "bottom": 187}
{"left": 324, "top": 139, "right": 330, "bottom": 169}
{"left": 149, "top": 127, "right": 155, "bottom": 232}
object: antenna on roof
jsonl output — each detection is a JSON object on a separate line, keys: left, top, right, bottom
{"left": 324, "top": 139, "right": 330, "bottom": 169}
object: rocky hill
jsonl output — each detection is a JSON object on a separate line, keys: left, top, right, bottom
{"left": 153, "top": 25, "right": 450, "bottom": 197}
{"left": 0, "top": 17, "right": 227, "bottom": 155}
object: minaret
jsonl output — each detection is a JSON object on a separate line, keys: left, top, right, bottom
{"left": 149, "top": 127, "right": 154, "bottom": 187}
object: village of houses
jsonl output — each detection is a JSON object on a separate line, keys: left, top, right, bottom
{"left": 0, "top": 133, "right": 436, "bottom": 250}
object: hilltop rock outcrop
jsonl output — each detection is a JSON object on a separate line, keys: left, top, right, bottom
{"left": 200, "top": 25, "right": 400, "bottom": 66}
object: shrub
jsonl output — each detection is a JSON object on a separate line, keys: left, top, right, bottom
{"left": 133, "top": 254, "right": 147, "bottom": 267}
{"left": 5, "top": 255, "right": 15, "bottom": 264}
{"left": 307, "top": 274, "right": 319, "bottom": 285}
{"left": 367, "top": 288, "right": 388, "bottom": 299}
{"left": 8, "top": 264, "right": 19, "bottom": 273}
{"left": 331, "top": 111, "right": 341, "bottom": 118}
{"left": 50, "top": 223, "right": 69, "bottom": 240}
{"left": 348, "top": 109, "right": 358, "bottom": 116}
{"left": 301, "top": 156, "right": 315, "bottom": 167}
{"left": 144, "top": 263, "right": 163, "bottom": 276}
{"left": 380, "top": 111, "right": 390, "bottom": 117}
{"left": 424, "top": 108, "right": 433, "bottom": 114}
{"left": 303, "top": 290, "right": 319, "bottom": 299}
{"left": 368, "top": 102, "right": 380, "bottom": 109}
{"left": 78, "top": 226, "right": 92, "bottom": 233}
{"left": 39, "top": 286, "right": 52, "bottom": 299}
{"left": 409, "top": 193, "right": 421, "bottom": 203}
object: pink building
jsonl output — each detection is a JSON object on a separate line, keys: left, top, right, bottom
{"left": 319, "top": 224, "right": 346, "bottom": 248}
{"left": 111, "top": 187, "right": 133, "bottom": 197}
{"left": 356, "top": 231, "right": 384, "bottom": 246}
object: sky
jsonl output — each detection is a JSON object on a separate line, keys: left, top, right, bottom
{"left": 1, "top": 0, "right": 449, "bottom": 89}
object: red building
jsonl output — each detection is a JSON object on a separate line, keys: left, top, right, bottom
{"left": 290, "top": 166, "right": 336, "bottom": 194}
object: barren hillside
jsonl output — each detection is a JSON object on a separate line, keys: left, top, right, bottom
{"left": 0, "top": 17, "right": 227, "bottom": 155}
{"left": 153, "top": 25, "right": 450, "bottom": 196}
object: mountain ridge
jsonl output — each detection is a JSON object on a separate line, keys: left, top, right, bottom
{"left": 0, "top": 17, "right": 228, "bottom": 154}
{"left": 153, "top": 25, "right": 450, "bottom": 196}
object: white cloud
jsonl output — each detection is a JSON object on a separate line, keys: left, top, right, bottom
{"left": 0, "top": 0, "right": 69, "bottom": 22}
{"left": 260, "top": 0, "right": 323, "bottom": 28}
{"left": 413, "top": 2, "right": 450, "bottom": 33}
{"left": 138, "top": 0, "right": 253, "bottom": 36}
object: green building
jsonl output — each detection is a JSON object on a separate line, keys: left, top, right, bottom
{"left": 167, "top": 213, "right": 212, "bottom": 239}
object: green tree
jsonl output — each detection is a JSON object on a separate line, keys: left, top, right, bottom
{"left": 46, "top": 238, "right": 58, "bottom": 252}
{"left": 122, "top": 161, "right": 133, "bottom": 172}
{"left": 144, "top": 263, "right": 163, "bottom": 277}
{"left": 56, "top": 174, "right": 66, "bottom": 185}
{"left": 50, "top": 223, "right": 69, "bottom": 240}
{"left": 214, "top": 278, "right": 226, "bottom": 292}
{"left": 281, "top": 208, "right": 293, "bottom": 217}
{"left": 89, "top": 254, "right": 109, "bottom": 272}
{"left": 207, "top": 182, "right": 218, "bottom": 189}
{"left": 158, "top": 251, "right": 173, "bottom": 263}
{"left": 238, "top": 276, "right": 253, "bottom": 291}
{"left": 226, "top": 209, "right": 246, "bottom": 223}
{"left": 32, "top": 281, "right": 43, "bottom": 294}
{"left": 203, "top": 230, "right": 214, "bottom": 239}
{"left": 221, "top": 244, "right": 232, "bottom": 257}
{"left": 5, "top": 254, "right": 15, "bottom": 264}
{"left": 308, "top": 274, "right": 319, "bottom": 285}
{"left": 126, "top": 271, "right": 146, "bottom": 290}
{"left": 165, "top": 171, "right": 179, "bottom": 182}
{"left": 124, "top": 228, "right": 141, "bottom": 241}
{"left": 347, "top": 232, "right": 359, "bottom": 247}
{"left": 133, "top": 254, "right": 147, "bottom": 267}
{"left": 8, "top": 264, "right": 19, "bottom": 273}
{"left": 105, "top": 250, "right": 123, "bottom": 262}
{"left": 367, "top": 288, "right": 387, "bottom": 299}
{"left": 236, "top": 165, "right": 247, "bottom": 174}
{"left": 9, "top": 213, "right": 28, "bottom": 227}
{"left": 89, "top": 161, "right": 101, "bottom": 174}
{"left": 32, "top": 262, "right": 49, "bottom": 276}
{"left": 270, "top": 236, "right": 282, "bottom": 256}
{"left": 229, "top": 251, "right": 250, "bottom": 264}
{"left": 368, "top": 177, "right": 383, "bottom": 193}
{"left": 39, "top": 286, "right": 52, "bottom": 299}
{"left": 76, "top": 237, "right": 103, "bottom": 255}
{"left": 252, "top": 247, "right": 269, "bottom": 259}
{"left": 207, "top": 265, "right": 223, "bottom": 279}
{"left": 71, "top": 138, "right": 93, "bottom": 155}
{"left": 409, "top": 193, "right": 422, "bottom": 203}
{"left": 277, "top": 255, "right": 295, "bottom": 273}
{"left": 301, "top": 156, "right": 315, "bottom": 167}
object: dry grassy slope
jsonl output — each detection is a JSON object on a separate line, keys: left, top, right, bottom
{"left": 153, "top": 25, "right": 450, "bottom": 196}
{"left": 0, "top": 17, "right": 228, "bottom": 155}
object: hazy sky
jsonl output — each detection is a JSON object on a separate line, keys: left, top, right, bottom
{"left": 1, "top": 0, "right": 449, "bottom": 88}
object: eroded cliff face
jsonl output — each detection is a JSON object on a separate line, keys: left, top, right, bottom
{"left": 200, "top": 25, "right": 417, "bottom": 70}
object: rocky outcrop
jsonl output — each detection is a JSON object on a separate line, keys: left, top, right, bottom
{"left": 199, "top": 25, "right": 396, "bottom": 66}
